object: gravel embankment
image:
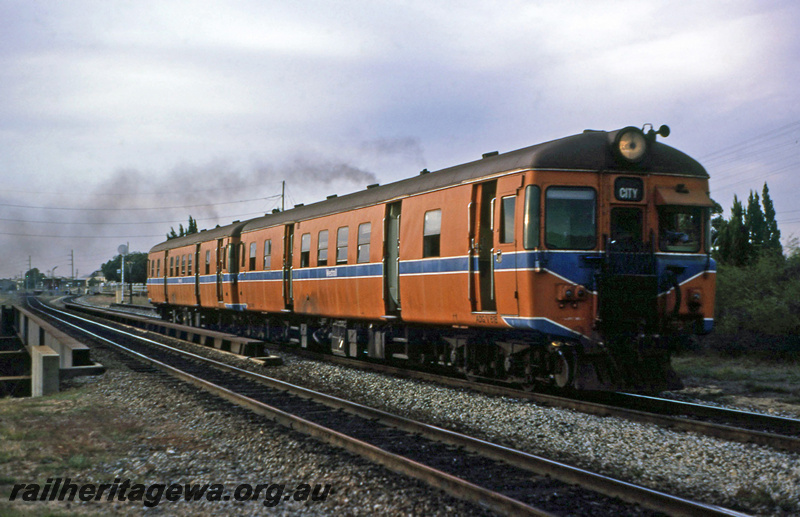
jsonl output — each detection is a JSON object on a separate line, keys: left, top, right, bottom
{"left": 232, "top": 355, "right": 800, "bottom": 516}
{"left": 60, "top": 298, "right": 800, "bottom": 515}
{"left": 12, "top": 344, "right": 496, "bottom": 516}
{"left": 131, "top": 338, "right": 798, "bottom": 516}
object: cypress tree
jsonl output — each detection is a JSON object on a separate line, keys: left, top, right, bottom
{"left": 726, "top": 195, "right": 752, "bottom": 266}
{"left": 762, "top": 183, "right": 782, "bottom": 255}
{"left": 745, "top": 190, "right": 765, "bottom": 256}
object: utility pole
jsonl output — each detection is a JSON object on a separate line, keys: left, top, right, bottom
{"left": 281, "top": 180, "right": 285, "bottom": 212}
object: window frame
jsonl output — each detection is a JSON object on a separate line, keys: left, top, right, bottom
{"left": 317, "top": 230, "right": 329, "bottom": 266}
{"left": 249, "top": 242, "right": 257, "bottom": 271}
{"left": 500, "top": 195, "right": 516, "bottom": 244}
{"left": 336, "top": 227, "right": 349, "bottom": 265}
{"left": 423, "top": 209, "right": 442, "bottom": 258}
{"left": 544, "top": 186, "right": 597, "bottom": 250}
{"left": 264, "top": 240, "right": 272, "bottom": 270}
{"left": 300, "top": 233, "right": 311, "bottom": 268}
{"left": 523, "top": 185, "right": 540, "bottom": 250}
{"left": 657, "top": 205, "right": 703, "bottom": 253}
{"left": 357, "top": 222, "right": 371, "bottom": 263}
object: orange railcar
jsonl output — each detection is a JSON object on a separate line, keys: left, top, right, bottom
{"left": 148, "top": 125, "right": 715, "bottom": 392}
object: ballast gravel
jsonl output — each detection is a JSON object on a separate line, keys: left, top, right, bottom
{"left": 59, "top": 298, "right": 800, "bottom": 515}
{"left": 262, "top": 355, "right": 800, "bottom": 516}
{"left": 48, "top": 349, "right": 496, "bottom": 517}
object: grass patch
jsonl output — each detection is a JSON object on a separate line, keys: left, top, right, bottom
{"left": 0, "top": 385, "right": 144, "bottom": 493}
{"left": 672, "top": 353, "right": 800, "bottom": 384}
{"left": 65, "top": 454, "right": 91, "bottom": 469}
{"left": 0, "top": 503, "right": 86, "bottom": 517}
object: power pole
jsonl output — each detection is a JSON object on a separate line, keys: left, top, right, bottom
{"left": 281, "top": 180, "right": 285, "bottom": 212}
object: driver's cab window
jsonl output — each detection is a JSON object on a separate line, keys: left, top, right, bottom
{"left": 658, "top": 206, "right": 701, "bottom": 252}
{"left": 610, "top": 207, "right": 643, "bottom": 250}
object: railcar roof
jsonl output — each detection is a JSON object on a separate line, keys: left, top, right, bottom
{"left": 150, "top": 127, "right": 707, "bottom": 252}
{"left": 149, "top": 220, "right": 248, "bottom": 253}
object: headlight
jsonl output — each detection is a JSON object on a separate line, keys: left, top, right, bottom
{"left": 614, "top": 127, "right": 648, "bottom": 163}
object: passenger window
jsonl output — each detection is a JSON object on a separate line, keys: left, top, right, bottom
{"left": 545, "top": 188, "right": 596, "bottom": 250}
{"left": 423, "top": 209, "right": 442, "bottom": 257}
{"left": 318, "top": 230, "right": 328, "bottom": 266}
{"left": 227, "top": 245, "right": 235, "bottom": 273}
{"left": 523, "top": 186, "right": 540, "bottom": 249}
{"left": 169, "top": 257, "right": 174, "bottom": 277}
{"left": 181, "top": 255, "right": 186, "bottom": 276}
{"left": 658, "top": 206, "right": 701, "bottom": 252}
{"left": 357, "top": 223, "right": 371, "bottom": 263}
{"left": 300, "top": 233, "right": 311, "bottom": 268}
{"left": 500, "top": 196, "right": 516, "bottom": 244}
{"left": 156, "top": 259, "right": 161, "bottom": 277}
{"left": 187, "top": 254, "right": 193, "bottom": 276}
{"left": 249, "top": 242, "right": 257, "bottom": 271}
{"left": 240, "top": 243, "right": 246, "bottom": 268}
{"left": 264, "top": 240, "right": 272, "bottom": 270}
{"left": 205, "top": 251, "right": 211, "bottom": 275}
{"left": 337, "top": 227, "right": 349, "bottom": 265}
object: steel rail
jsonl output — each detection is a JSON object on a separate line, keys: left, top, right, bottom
{"left": 41, "top": 299, "right": 749, "bottom": 517}
{"left": 60, "top": 299, "right": 800, "bottom": 453}
{"left": 30, "top": 299, "right": 553, "bottom": 517}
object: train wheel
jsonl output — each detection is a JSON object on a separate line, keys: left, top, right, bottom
{"left": 552, "top": 348, "right": 575, "bottom": 389}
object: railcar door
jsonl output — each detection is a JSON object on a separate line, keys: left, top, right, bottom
{"left": 194, "top": 243, "right": 201, "bottom": 306}
{"left": 283, "top": 223, "right": 294, "bottom": 310}
{"left": 470, "top": 180, "right": 496, "bottom": 312}
{"left": 384, "top": 202, "right": 401, "bottom": 314}
{"left": 493, "top": 175, "right": 522, "bottom": 317}
{"left": 163, "top": 250, "right": 169, "bottom": 303}
{"left": 216, "top": 239, "right": 224, "bottom": 303}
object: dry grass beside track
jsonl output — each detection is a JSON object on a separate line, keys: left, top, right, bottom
{"left": 0, "top": 385, "right": 144, "bottom": 516}
{"left": 672, "top": 352, "right": 800, "bottom": 418}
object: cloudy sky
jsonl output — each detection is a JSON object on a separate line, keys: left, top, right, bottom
{"left": 1, "top": 0, "right": 799, "bottom": 280}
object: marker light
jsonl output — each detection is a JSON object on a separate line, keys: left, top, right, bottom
{"left": 615, "top": 127, "right": 648, "bottom": 163}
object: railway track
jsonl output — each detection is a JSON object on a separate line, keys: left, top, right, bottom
{"left": 63, "top": 297, "right": 800, "bottom": 454}
{"left": 31, "top": 297, "right": 748, "bottom": 516}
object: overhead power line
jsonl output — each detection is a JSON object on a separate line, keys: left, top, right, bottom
{"left": 0, "top": 209, "right": 270, "bottom": 226}
{"left": 0, "top": 195, "right": 282, "bottom": 212}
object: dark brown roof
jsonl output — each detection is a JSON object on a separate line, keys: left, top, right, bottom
{"left": 150, "top": 127, "right": 707, "bottom": 252}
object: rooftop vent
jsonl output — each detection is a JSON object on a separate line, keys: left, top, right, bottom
{"left": 327, "top": 194, "right": 338, "bottom": 199}
{"left": 420, "top": 168, "right": 430, "bottom": 175}
{"left": 294, "top": 203, "right": 304, "bottom": 208}
{"left": 482, "top": 151, "right": 499, "bottom": 159}
{"left": 366, "top": 183, "right": 380, "bottom": 189}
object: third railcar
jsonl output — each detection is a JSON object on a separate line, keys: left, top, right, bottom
{"left": 147, "top": 125, "right": 716, "bottom": 392}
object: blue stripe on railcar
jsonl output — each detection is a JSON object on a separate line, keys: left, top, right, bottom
{"left": 399, "top": 256, "right": 470, "bottom": 275}
{"left": 237, "top": 271, "right": 284, "bottom": 282}
{"left": 501, "top": 316, "right": 586, "bottom": 339}
{"left": 149, "top": 253, "right": 714, "bottom": 296}
{"left": 292, "top": 263, "right": 382, "bottom": 280}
